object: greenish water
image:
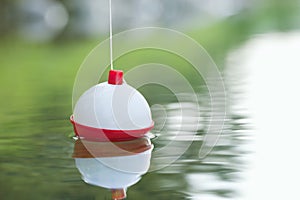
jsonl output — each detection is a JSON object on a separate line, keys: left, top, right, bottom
{"left": 0, "top": 93, "right": 248, "bottom": 200}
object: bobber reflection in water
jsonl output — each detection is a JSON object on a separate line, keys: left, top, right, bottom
{"left": 73, "top": 137, "right": 153, "bottom": 200}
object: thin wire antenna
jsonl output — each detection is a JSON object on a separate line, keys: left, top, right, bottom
{"left": 109, "top": 0, "right": 114, "bottom": 70}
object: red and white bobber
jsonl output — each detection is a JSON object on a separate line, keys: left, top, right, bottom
{"left": 70, "top": 70, "right": 154, "bottom": 141}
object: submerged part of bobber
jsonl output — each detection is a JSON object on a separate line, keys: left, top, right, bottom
{"left": 73, "top": 137, "right": 153, "bottom": 200}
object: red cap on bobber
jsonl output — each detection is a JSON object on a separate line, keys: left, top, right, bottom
{"left": 108, "top": 70, "right": 123, "bottom": 85}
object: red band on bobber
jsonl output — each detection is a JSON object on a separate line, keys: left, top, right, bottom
{"left": 70, "top": 115, "right": 154, "bottom": 142}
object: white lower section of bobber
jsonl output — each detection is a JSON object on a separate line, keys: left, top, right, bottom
{"left": 75, "top": 148, "right": 152, "bottom": 189}
{"left": 73, "top": 82, "right": 152, "bottom": 130}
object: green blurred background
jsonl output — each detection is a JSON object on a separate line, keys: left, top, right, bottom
{"left": 1, "top": 0, "right": 299, "bottom": 114}
{"left": 0, "top": 0, "right": 300, "bottom": 199}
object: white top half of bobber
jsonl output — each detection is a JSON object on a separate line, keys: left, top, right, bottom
{"left": 73, "top": 70, "right": 153, "bottom": 130}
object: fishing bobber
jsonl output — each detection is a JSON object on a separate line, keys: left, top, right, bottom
{"left": 70, "top": 69, "right": 154, "bottom": 141}
{"left": 73, "top": 137, "right": 153, "bottom": 200}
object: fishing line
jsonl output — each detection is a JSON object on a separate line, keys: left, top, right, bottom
{"left": 109, "top": 0, "right": 114, "bottom": 70}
